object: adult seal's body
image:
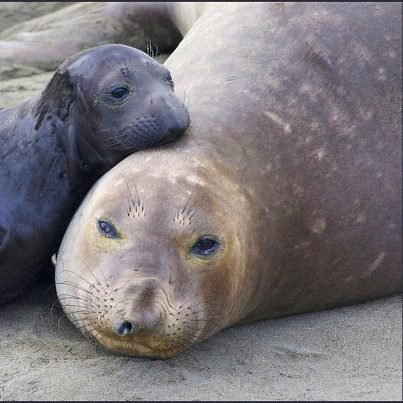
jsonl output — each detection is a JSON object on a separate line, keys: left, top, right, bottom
{"left": 56, "top": 3, "right": 402, "bottom": 358}
{"left": 0, "top": 44, "right": 189, "bottom": 304}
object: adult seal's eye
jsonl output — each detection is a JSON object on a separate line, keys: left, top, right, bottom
{"left": 110, "top": 85, "right": 129, "bottom": 99}
{"left": 97, "top": 219, "right": 119, "bottom": 239}
{"left": 166, "top": 73, "right": 174, "bottom": 88}
{"left": 190, "top": 236, "right": 221, "bottom": 257}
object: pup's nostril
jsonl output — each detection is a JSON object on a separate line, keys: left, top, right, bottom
{"left": 114, "top": 320, "right": 134, "bottom": 336}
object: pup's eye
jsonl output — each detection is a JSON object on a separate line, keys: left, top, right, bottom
{"left": 166, "top": 72, "right": 174, "bottom": 88}
{"left": 110, "top": 85, "right": 129, "bottom": 99}
{"left": 97, "top": 219, "right": 119, "bottom": 239}
{"left": 190, "top": 236, "right": 221, "bottom": 257}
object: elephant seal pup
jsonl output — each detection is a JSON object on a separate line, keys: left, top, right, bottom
{"left": 0, "top": 43, "right": 189, "bottom": 304}
{"left": 56, "top": 2, "right": 402, "bottom": 358}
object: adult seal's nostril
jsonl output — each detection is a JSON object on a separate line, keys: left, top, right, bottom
{"left": 114, "top": 320, "right": 134, "bottom": 336}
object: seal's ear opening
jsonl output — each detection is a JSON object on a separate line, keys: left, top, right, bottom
{"left": 34, "top": 69, "right": 83, "bottom": 189}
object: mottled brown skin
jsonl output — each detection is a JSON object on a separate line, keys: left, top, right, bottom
{"left": 56, "top": 2, "right": 402, "bottom": 358}
{"left": 0, "top": 44, "right": 189, "bottom": 304}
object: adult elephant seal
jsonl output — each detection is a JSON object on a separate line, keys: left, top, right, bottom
{"left": 56, "top": 2, "right": 402, "bottom": 358}
{"left": 0, "top": 43, "right": 189, "bottom": 304}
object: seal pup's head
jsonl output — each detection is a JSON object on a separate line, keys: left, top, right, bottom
{"left": 34, "top": 44, "right": 189, "bottom": 186}
{"left": 55, "top": 150, "right": 260, "bottom": 358}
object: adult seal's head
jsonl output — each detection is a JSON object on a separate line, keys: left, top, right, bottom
{"left": 55, "top": 155, "right": 249, "bottom": 358}
{"left": 34, "top": 43, "right": 190, "bottom": 185}
{"left": 0, "top": 43, "right": 189, "bottom": 304}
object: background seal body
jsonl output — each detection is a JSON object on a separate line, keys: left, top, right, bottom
{"left": 0, "top": 43, "right": 189, "bottom": 304}
{"left": 56, "top": 2, "right": 402, "bottom": 358}
{"left": 0, "top": 2, "right": 210, "bottom": 73}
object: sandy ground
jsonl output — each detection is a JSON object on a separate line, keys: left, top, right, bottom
{"left": 0, "top": 284, "right": 401, "bottom": 401}
{"left": 0, "top": 3, "right": 402, "bottom": 401}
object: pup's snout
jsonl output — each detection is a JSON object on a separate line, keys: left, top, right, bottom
{"left": 167, "top": 110, "right": 190, "bottom": 140}
{"left": 151, "top": 94, "right": 190, "bottom": 143}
